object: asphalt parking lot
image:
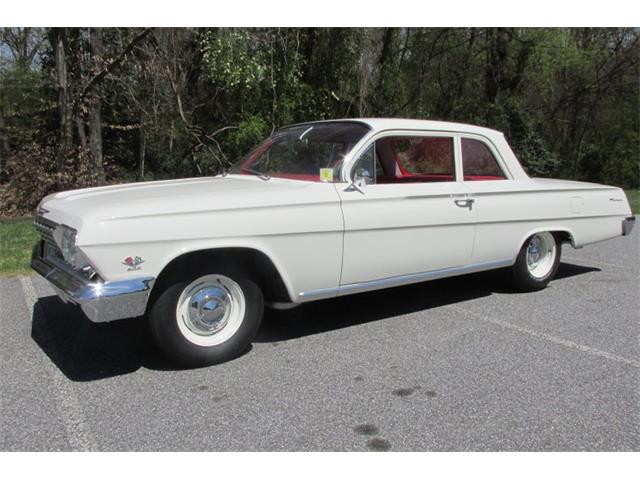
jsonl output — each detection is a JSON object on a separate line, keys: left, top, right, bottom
{"left": 1, "top": 231, "right": 638, "bottom": 451}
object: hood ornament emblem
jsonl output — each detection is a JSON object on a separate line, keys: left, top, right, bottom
{"left": 122, "top": 255, "right": 145, "bottom": 271}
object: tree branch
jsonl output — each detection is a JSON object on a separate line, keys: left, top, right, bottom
{"left": 77, "top": 28, "right": 152, "bottom": 104}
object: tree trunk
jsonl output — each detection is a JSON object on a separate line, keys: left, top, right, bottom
{"left": 88, "top": 98, "right": 103, "bottom": 184}
{"left": 484, "top": 28, "right": 510, "bottom": 103}
{"left": 374, "top": 28, "right": 399, "bottom": 114}
{"left": 378, "top": 27, "right": 397, "bottom": 67}
{"left": 0, "top": 106, "right": 9, "bottom": 151}
{"left": 76, "top": 117, "right": 87, "bottom": 150}
{"left": 169, "top": 119, "right": 174, "bottom": 152}
{"left": 301, "top": 28, "right": 316, "bottom": 81}
{"left": 49, "top": 28, "right": 73, "bottom": 168}
{"left": 0, "top": 105, "right": 8, "bottom": 174}
{"left": 88, "top": 28, "right": 105, "bottom": 184}
{"left": 138, "top": 111, "right": 146, "bottom": 180}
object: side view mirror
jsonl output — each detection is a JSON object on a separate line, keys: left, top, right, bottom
{"left": 344, "top": 167, "right": 373, "bottom": 194}
{"left": 354, "top": 168, "right": 373, "bottom": 188}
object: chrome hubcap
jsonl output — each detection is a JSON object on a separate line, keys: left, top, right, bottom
{"left": 526, "top": 232, "right": 556, "bottom": 279}
{"left": 176, "top": 274, "right": 246, "bottom": 346}
{"left": 527, "top": 238, "right": 542, "bottom": 266}
{"left": 187, "top": 286, "right": 231, "bottom": 335}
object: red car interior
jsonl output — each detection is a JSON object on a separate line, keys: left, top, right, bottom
{"left": 239, "top": 131, "right": 506, "bottom": 183}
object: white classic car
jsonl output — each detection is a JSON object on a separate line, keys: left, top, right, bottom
{"left": 32, "top": 119, "right": 635, "bottom": 366}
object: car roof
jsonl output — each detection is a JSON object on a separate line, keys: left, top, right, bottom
{"left": 285, "top": 118, "right": 504, "bottom": 138}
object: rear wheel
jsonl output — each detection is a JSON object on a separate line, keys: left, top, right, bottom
{"left": 149, "top": 272, "right": 263, "bottom": 367}
{"left": 510, "top": 231, "right": 561, "bottom": 292}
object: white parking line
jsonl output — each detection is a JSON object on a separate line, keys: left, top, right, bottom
{"left": 448, "top": 304, "right": 640, "bottom": 369}
{"left": 19, "top": 276, "right": 99, "bottom": 451}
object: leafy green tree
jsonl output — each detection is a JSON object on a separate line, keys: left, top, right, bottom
{"left": 1, "top": 27, "right": 638, "bottom": 217}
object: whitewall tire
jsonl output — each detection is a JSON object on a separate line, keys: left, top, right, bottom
{"left": 149, "top": 271, "right": 263, "bottom": 367}
{"left": 510, "top": 232, "right": 561, "bottom": 292}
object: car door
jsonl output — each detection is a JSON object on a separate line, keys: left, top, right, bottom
{"left": 457, "top": 134, "right": 520, "bottom": 265}
{"left": 336, "top": 130, "right": 477, "bottom": 292}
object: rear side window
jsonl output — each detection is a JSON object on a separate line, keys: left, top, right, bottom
{"left": 461, "top": 138, "right": 506, "bottom": 180}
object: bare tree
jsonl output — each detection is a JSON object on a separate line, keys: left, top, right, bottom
{"left": 87, "top": 28, "right": 105, "bottom": 183}
{"left": 0, "top": 28, "right": 44, "bottom": 69}
{"left": 49, "top": 28, "right": 73, "bottom": 167}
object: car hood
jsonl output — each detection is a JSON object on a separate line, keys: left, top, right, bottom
{"left": 39, "top": 175, "right": 326, "bottom": 229}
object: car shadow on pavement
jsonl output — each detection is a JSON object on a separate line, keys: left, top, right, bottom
{"left": 488, "top": 261, "right": 601, "bottom": 294}
{"left": 30, "top": 262, "right": 599, "bottom": 381}
{"left": 254, "top": 261, "right": 601, "bottom": 343}
{"left": 30, "top": 295, "right": 175, "bottom": 382}
{"left": 554, "top": 261, "right": 601, "bottom": 280}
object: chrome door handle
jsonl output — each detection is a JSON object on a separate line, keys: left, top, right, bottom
{"left": 454, "top": 198, "right": 475, "bottom": 209}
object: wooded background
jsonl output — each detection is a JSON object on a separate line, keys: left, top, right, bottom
{"left": 0, "top": 27, "right": 638, "bottom": 216}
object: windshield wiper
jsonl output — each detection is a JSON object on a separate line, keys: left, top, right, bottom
{"left": 243, "top": 168, "right": 271, "bottom": 181}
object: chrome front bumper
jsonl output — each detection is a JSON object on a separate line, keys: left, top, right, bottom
{"left": 31, "top": 243, "right": 155, "bottom": 323}
{"left": 622, "top": 216, "right": 635, "bottom": 236}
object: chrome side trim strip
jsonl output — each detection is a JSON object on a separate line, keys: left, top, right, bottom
{"left": 470, "top": 187, "right": 617, "bottom": 196}
{"left": 298, "top": 285, "right": 340, "bottom": 299}
{"left": 403, "top": 193, "right": 456, "bottom": 200}
{"left": 299, "top": 258, "right": 513, "bottom": 300}
{"left": 339, "top": 213, "right": 624, "bottom": 235}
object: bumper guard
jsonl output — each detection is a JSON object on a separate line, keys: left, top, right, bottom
{"left": 622, "top": 216, "right": 635, "bottom": 236}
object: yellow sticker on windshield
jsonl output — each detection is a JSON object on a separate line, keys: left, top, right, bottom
{"left": 320, "top": 168, "right": 334, "bottom": 183}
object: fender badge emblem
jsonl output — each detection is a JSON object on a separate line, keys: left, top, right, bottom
{"left": 123, "top": 255, "right": 145, "bottom": 271}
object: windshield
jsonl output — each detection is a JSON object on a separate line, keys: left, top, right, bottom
{"left": 231, "top": 121, "right": 370, "bottom": 182}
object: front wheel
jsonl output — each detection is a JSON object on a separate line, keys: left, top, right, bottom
{"left": 149, "top": 272, "right": 263, "bottom": 367}
{"left": 510, "top": 232, "right": 561, "bottom": 292}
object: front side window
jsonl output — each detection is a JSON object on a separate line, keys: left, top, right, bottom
{"left": 232, "top": 122, "right": 370, "bottom": 182}
{"left": 353, "top": 135, "right": 455, "bottom": 184}
{"left": 461, "top": 138, "right": 506, "bottom": 180}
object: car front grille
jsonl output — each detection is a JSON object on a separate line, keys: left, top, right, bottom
{"left": 32, "top": 215, "right": 99, "bottom": 282}
{"left": 34, "top": 215, "right": 57, "bottom": 246}
{"left": 33, "top": 215, "right": 64, "bottom": 259}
